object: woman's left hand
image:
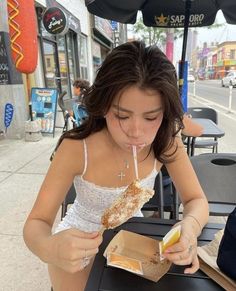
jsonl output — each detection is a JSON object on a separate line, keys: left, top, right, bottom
{"left": 162, "top": 220, "right": 199, "bottom": 274}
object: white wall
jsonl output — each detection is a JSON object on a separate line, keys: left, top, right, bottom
{"left": 0, "top": 0, "right": 27, "bottom": 138}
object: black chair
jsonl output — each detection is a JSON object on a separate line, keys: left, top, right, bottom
{"left": 61, "top": 184, "right": 76, "bottom": 219}
{"left": 142, "top": 168, "right": 179, "bottom": 219}
{"left": 190, "top": 153, "right": 236, "bottom": 216}
{"left": 187, "top": 107, "right": 218, "bottom": 153}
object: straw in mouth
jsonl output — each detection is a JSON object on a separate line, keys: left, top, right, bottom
{"left": 132, "top": 145, "right": 139, "bottom": 180}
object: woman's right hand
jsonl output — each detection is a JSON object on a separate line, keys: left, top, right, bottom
{"left": 46, "top": 228, "right": 103, "bottom": 273}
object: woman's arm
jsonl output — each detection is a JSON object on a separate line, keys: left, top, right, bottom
{"left": 165, "top": 137, "right": 209, "bottom": 232}
{"left": 182, "top": 114, "right": 204, "bottom": 137}
{"left": 163, "top": 137, "right": 209, "bottom": 273}
{"left": 23, "top": 139, "right": 102, "bottom": 273}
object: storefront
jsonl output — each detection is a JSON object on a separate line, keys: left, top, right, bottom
{"left": 36, "top": 1, "right": 84, "bottom": 97}
{"left": 91, "top": 16, "right": 113, "bottom": 77}
{"left": 1, "top": 0, "right": 94, "bottom": 138}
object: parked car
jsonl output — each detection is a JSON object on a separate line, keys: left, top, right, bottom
{"left": 188, "top": 74, "right": 195, "bottom": 82}
{"left": 221, "top": 71, "right": 236, "bottom": 87}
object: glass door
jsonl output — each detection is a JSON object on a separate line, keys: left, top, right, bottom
{"left": 42, "top": 40, "right": 62, "bottom": 92}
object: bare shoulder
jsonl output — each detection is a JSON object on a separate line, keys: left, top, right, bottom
{"left": 85, "top": 130, "right": 107, "bottom": 154}
{"left": 164, "top": 136, "right": 194, "bottom": 180}
{"left": 52, "top": 137, "right": 85, "bottom": 175}
{"left": 164, "top": 136, "right": 186, "bottom": 160}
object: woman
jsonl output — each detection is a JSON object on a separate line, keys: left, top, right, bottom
{"left": 23, "top": 41, "right": 209, "bottom": 291}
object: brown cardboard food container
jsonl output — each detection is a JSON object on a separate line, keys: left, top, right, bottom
{"left": 197, "top": 229, "right": 236, "bottom": 291}
{"left": 104, "top": 230, "right": 171, "bottom": 282}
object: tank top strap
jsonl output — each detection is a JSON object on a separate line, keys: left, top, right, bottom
{"left": 81, "top": 139, "right": 88, "bottom": 177}
{"left": 153, "top": 158, "right": 157, "bottom": 170}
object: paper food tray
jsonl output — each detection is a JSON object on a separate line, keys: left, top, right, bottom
{"left": 104, "top": 230, "right": 171, "bottom": 282}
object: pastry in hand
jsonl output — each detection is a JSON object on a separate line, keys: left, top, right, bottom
{"left": 101, "top": 179, "right": 154, "bottom": 229}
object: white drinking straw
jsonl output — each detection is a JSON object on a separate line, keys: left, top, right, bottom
{"left": 132, "top": 145, "right": 139, "bottom": 180}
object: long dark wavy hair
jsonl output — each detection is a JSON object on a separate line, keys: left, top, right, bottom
{"left": 55, "top": 41, "right": 184, "bottom": 163}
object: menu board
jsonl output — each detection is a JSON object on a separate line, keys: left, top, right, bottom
{"left": 31, "top": 87, "right": 58, "bottom": 136}
{"left": 0, "top": 31, "right": 22, "bottom": 85}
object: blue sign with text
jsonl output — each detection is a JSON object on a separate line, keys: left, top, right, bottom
{"left": 111, "top": 20, "right": 118, "bottom": 31}
{"left": 31, "top": 87, "right": 58, "bottom": 135}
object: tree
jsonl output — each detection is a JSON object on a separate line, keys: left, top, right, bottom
{"left": 133, "top": 17, "right": 182, "bottom": 49}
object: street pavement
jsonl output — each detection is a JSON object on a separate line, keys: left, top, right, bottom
{"left": 0, "top": 130, "right": 61, "bottom": 291}
{"left": 0, "top": 94, "right": 235, "bottom": 290}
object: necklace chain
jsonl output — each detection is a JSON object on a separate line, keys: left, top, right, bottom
{"left": 106, "top": 130, "right": 131, "bottom": 181}
{"left": 117, "top": 159, "right": 129, "bottom": 181}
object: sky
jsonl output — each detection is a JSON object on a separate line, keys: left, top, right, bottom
{"left": 196, "top": 11, "right": 236, "bottom": 44}
{"left": 174, "top": 11, "right": 236, "bottom": 64}
{"left": 128, "top": 10, "right": 236, "bottom": 64}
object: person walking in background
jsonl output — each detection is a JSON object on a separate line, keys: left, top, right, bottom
{"left": 71, "top": 79, "right": 90, "bottom": 126}
{"left": 23, "top": 41, "right": 209, "bottom": 291}
{"left": 72, "top": 78, "right": 90, "bottom": 102}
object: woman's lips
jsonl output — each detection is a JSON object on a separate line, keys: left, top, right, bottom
{"left": 126, "top": 143, "right": 146, "bottom": 149}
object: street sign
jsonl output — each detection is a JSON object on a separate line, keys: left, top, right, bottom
{"left": 111, "top": 20, "right": 118, "bottom": 31}
{"left": 42, "top": 7, "right": 69, "bottom": 35}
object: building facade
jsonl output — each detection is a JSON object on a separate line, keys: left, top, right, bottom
{"left": 190, "top": 41, "right": 236, "bottom": 80}
{"left": 0, "top": 0, "right": 115, "bottom": 138}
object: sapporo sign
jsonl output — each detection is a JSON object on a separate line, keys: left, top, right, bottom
{"left": 42, "top": 7, "right": 69, "bottom": 35}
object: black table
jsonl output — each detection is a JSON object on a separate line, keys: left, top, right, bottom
{"left": 184, "top": 118, "right": 225, "bottom": 156}
{"left": 85, "top": 217, "right": 225, "bottom": 291}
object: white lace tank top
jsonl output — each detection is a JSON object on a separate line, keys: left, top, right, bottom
{"left": 55, "top": 140, "right": 158, "bottom": 233}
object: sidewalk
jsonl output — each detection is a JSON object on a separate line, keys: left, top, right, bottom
{"left": 0, "top": 131, "right": 61, "bottom": 291}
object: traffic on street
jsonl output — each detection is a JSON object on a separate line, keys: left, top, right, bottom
{"left": 189, "top": 80, "right": 236, "bottom": 112}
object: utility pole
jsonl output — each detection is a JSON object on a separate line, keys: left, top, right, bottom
{"left": 165, "top": 28, "right": 174, "bottom": 63}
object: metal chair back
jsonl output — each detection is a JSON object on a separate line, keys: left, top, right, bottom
{"left": 187, "top": 107, "right": 218, "bottom": 124}
{"left": 190, "top": 153, "right": 236, "bottom": 216}
{"left": 187, "top": 107, "right": 219, "bottom": 154}
{"left": 61, "top": 184, "right": 76, "bottom": 219}
{"left": 142, "top": 169, "right": 179, "bottom": 219}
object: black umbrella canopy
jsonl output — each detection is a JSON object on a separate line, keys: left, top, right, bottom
{"left": 85, "top": 0, "right": 236, "bottom": 27}
{"left": 86, "top": 0, "right": 236, "bottom": 96}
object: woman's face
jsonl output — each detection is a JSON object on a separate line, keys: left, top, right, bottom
{"left": 105, "top": 85, "right": 164, "bottom": 152}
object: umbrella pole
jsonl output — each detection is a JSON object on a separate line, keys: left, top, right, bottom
{"left": 179, "top": 0, "right": 193, "bottom": 96}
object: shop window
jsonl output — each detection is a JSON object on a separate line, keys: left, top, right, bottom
{"left": 42, "top": 41, "right": 57, "bottom": 88}
{"left": 66, "top": 31, "right": 79, "bottom": 95}
{"left": 230, "top": 50, "right": 235, "bottom": 60}
{"left": 46, "top": 58, "right": 51, "bottom": 67}
{"left": 37, "top": 7, "right": 79, "bottom": 96}
{"left": 80, "top": 35, "right": 89, "bottom": 80}
{"left": 57, "top": 36, "right": 69, "bottom": 94}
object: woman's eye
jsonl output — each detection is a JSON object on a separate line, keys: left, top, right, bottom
{"left": 145, "top": 117, "right": 158, "bottom": 121}
{"left": 114, "top": 114, "right": 129, "bottom": 120}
